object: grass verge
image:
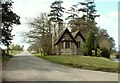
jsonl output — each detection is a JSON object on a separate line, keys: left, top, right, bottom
{"left": 2, "top": 54, "right": 13, "bottom": 62}
{"left": 8, "top": 50, "right": 22, "bottom": 55}
{"left": 2, "top": 50, "right": 22, "bottom": 62}
{"left": 35, "top": 54, "right": 118, "bottom": 73}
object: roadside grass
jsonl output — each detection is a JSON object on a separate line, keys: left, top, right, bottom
{"left": 2, "top": 54, "right": 13, "bottom": 62}
{"left": 2, "top": 50, "right": 22, "bottom": 62}
{"left": 9, "top": 50, "right": 22, "bottom": 55}
{"left": 35, "top": 54, "right": 118, "bottom": 73}
{"left": 0, "top": 58, "right": 1, "bottom": 60}
{"left": 110, "top": 54, "right": 117, "bottom": 59}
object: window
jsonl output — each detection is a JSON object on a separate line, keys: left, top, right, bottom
{"left": 77, "top": 41, "right": 80, "bottom": 48}
{"left": 65, "top": 42, "right": 70, "bottom": 49}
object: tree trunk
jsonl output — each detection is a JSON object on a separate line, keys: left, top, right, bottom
{"left": 52, "top": 23, "right": 55, "bottom": 54}
{"left": 7, "top": 46, "right": 9, "bottom": 54}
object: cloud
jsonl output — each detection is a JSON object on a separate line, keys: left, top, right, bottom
{"left": 95, "top": 0, "right": 119, "bottom": 2}
{"left": 12, "top": 0, "right": 50, "bottom": 19}
{"left": 107, "top": 11, "right": 118, "bottom": 18}
{"left": 96, "top": 11, "right": 118, "bottom": 49}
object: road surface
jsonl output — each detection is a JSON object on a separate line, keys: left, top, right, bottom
{"left": 0, "top": 61, "right": 2, "bottom": 82}
{"left": 2, "top": 51, "right": 118, "bottom": 81}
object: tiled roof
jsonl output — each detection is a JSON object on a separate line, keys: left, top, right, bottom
{"left": 71, "top": 30, "right": 80, "bottom": 38}
{"left": 71, "top": 30, "right": 85, "bottom": 42}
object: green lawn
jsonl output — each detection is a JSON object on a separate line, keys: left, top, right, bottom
{"left": 35, "top": 54, "right": 118, "bottom": 73}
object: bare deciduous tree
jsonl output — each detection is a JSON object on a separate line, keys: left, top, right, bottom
{"left": 23, "top": 13, "right": 52, "bottom": 55}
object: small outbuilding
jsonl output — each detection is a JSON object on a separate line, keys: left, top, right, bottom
{"left": 54, "top": 28, "right": 85, "bottom": 55}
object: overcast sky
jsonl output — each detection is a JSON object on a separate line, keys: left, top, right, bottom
{"left": 9, "top": 0, "right": 118, "bottom": 50}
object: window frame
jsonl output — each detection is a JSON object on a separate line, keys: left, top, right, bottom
{"left": 65, "top": 41, "right": 71, "bottom": 49}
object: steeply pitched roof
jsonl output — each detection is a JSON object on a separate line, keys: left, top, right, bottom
{"left": 54, "top": 28, "right": 78, "bottom": 46}
{"left": 72, "top": 30, "right": 85, "bottom": 42}
{"left": 72, "top": 30, "right": 79, "bottom": 38}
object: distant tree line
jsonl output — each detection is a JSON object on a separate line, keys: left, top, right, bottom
{"left": 10, "top": 44, "right": 24, "bottom": 51}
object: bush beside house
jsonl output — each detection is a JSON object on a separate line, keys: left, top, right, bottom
{"left": 100, "top": 48, "right": 110, "bottom": 59}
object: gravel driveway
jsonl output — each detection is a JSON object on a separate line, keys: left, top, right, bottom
{"left": 2, "top": 51, "right": 118, "bottom": 81}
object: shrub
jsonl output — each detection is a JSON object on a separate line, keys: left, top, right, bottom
{"left": 101, "top": 48, "right": 110, "bottom": 59}
{"left": 82, "top": 47, "right": 92, "bottom": 56}
{"left": 116, "top": 53, "right": 120, "bottom": 59}
{"left": 82, "top": 32, "right": 95, "bottom": 56}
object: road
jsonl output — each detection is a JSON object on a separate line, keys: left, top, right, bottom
{"left": 2, "top": 51, "right": 118, "bottom": 81}
{"left": 0, "top": 61, "right": 2, "bottom": 83}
